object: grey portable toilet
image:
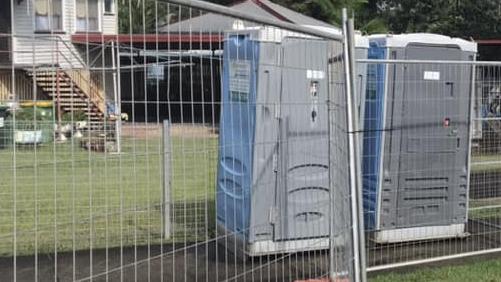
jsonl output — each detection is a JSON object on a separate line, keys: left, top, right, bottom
{"left": 216, "top": 26, "right": 367, "bottom": 256}
{"left": 361, "top": 33, "right": 477, "bottom": 243}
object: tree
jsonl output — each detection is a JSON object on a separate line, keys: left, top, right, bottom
{"left": 118, "top": 0, "right": 173, "bottom": 33}
{"left": 118, "top": 0, "right": 241, "bottom": 33}
{"left": 282, "top": 0, "right": 387, "bottom": 33}
{"left": 375, "top": 0, "right": 451, "bottom": 34}
{"left": 118, "top": 0, "right": 501, "bottom": 39}
{"left": 445, "top": 0, "right": 501, "bottom": 39}
{"left": 376, "top": 0, "right": 501, "bottom": 39}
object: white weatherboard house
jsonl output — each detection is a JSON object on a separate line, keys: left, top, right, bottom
{"left": 0, "top": 0, "right": 119, "bottom": 129}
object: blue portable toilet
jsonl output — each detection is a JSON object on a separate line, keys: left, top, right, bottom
{"left": 361, "top": 34, "right": 477, "bottom": 243}
{"left": 216, "top": 25, "right": 369, "bottom": 256}
{"left": 216, "top": 27, "right": 332, "bottom": 256}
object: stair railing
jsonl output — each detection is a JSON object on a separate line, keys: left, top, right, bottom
{"left": 56, "top": 38, "right": 106, "bottom": 114}
{"left": 32, "top": 37, "right": 107, "bottom": 115}
{"left": 65, "top": 69, "right": 106, "bottom": 114}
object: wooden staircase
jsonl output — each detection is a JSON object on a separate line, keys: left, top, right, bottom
{"left": 26, "top": 68, "right": 108, "bottom": 131}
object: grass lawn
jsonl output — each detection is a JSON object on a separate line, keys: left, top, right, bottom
{"left": 471, "top": 154, "right": 501, "bottom": 172}
{"left": 371, "top": 258, "right": 501, "bottom": 281}
{"left": 2, "top": 121, "right": 501, "bottom": 282}
{"left": 0, "top": 127, "right": 218, "bottom": 257}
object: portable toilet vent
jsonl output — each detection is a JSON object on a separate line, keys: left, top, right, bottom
{"left": 216, "top": 26, "right": 368, "bottom": 256}
{"left": 361, "top": 33, "right": 477, "bottom": 243}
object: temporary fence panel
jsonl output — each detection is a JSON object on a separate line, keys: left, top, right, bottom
{"left": 1, "top": 0, "right": 364, "bottom": 281}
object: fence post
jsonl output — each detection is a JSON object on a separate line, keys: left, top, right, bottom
{"left": 111, "top": 41, "right": 122, "bottom": 154}
{"left": 465, "top": 55, "right": 477, "bottom": 223}
{"left": 163, "top": 119, "right": 172, "bottom": 239}
{"left": 340, "top": 8, "right": 367, "bottom": 282}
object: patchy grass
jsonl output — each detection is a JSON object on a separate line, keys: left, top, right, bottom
{"left": 471, "top": 154, "right": 501, "bottom": 172}
{"left": 371, "top": 258, "right": 501, "bottom": 282}
{"left": 0, "top": 130, "right": 218, "bottom": 257}
{"left": 469, "top": 197, "right": 501, "bottom": 219}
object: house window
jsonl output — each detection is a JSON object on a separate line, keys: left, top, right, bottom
{"left": 104, "top": 0, "right": 114, "bottom": 14}
{"left": 76, "top": 0, "right": 99, "bottom": 32}
{"left": 35, "top": 0, "right": 63, "bottom": 31}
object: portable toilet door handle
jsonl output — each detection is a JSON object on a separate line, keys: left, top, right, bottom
{"left": 311, "top": 109, "right": 318, "bottom": 123}
{"left": 445, "top": 81, "right": 454, "bottom": 97}
{"left": 310, "top": 81, "right": 319, "bottom": 126}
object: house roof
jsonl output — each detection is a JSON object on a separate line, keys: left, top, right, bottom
{"left": 159, "top": 0, "right": 337, "bottom": 33}
{"left": 72, "top": 0, "right": 337, "bottom": 44}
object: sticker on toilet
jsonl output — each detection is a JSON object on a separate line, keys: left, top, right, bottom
{"left": 423, "top": 71, "right": 440, "bottom": 80}
{"left": 307, "top": 70, "right": 325, "bottom": 80}
{"left": 229, "top": 60, "right": 251, "bottom": 102}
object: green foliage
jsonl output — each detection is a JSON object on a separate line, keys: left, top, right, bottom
{"left": 13, "top": 106, "right": 54, "bottom": 131}
{"left": 118, "top": 0, "right": 173, "bottom": 33}
{"left": 376, "top": 0, "right": 501, "bottom": 38}
{"left": 15, "top": 107, "right": 53, "bottom": 122}
{"left": 276, "top": 0, "right": 388, "bottom": 34}
{"left": 117, "top": 0, "right": 501, "bottom": 39}
{"left": 376, "top": 0, "right": 450, "bottom": 34}
{"left": 281, "top": 0, "right": 501, "bottom": 38}
{"left": 61, "top": 111, "right": 87, "bottom": 123}
{"left": 314, "top": 0, "right": 368, "bottom": 26}
{"left": 360, "top": 18, "right": 387, "bottom": 34}
{"left": 118, "top": 0, "right": 235, "bottom": 33}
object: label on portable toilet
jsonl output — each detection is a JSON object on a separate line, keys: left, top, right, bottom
{"left": 0, "top": 117, "right": 3, "bottom": 128}
{"left": 307, "top": 70, "right": 325, "bottom": 80}
{"left": 229, "top": 60, "right": 251, "bottom": 102}
{"left": 423, "top": 71, "right": 440, "bottom": 80}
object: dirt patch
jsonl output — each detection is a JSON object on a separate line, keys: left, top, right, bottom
{"left": 121, "top": 123, "right": 218, "bottom": 140}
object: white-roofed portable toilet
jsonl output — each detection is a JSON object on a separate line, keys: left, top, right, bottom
{"left": 361, "top": 33, "right": 477, "bottom": 243}
{"left": 216, "top": 25, "right": 368, "bottom": 256}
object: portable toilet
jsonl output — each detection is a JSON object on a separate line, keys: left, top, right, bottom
{"left": 216, "top": 26, "right": 368, "bottom": 256}
{"left": 361, "top": 33, "right": 477, "bottom": 243}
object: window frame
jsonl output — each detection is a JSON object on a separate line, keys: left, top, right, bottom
{"left": 34, "top": 0, "right": 64, "bottom": 33}
{"left": 104, "top": 0, "right": 115, "bottom": 15}
{"left": 75, "top": 0, "right": 101, "bottom": 33}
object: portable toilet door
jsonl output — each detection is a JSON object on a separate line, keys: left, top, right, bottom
{"left": 362, "top": 33, "right": 477, "bottom": 243}
{"left": 273, "top": 37, "right": 332, "bottom": 243}
{"left": 396, "top": 43, "right": 467, "bottom": 229}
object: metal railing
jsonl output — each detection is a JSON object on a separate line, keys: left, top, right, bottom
{"left": 3, "top": 0, "right": 501, "bottom": 281}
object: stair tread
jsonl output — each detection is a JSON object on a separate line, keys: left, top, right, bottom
{"left": 28, "top": 69, "right": 106, "bottom": 125}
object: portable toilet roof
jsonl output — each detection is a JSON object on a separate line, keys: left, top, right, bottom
{"left": 228, "top": 25, "right": 369, "bottom": 51}
{"left": 367, "top": 33, "right": 477, "bottom": 53}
